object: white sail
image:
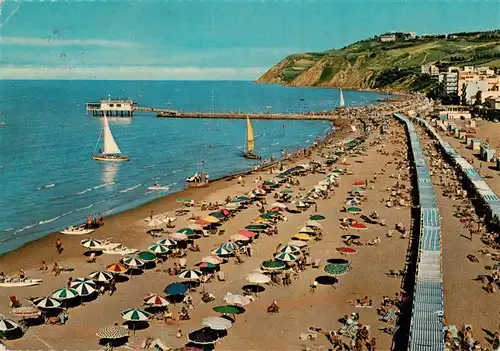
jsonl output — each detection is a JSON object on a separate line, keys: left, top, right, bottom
{"left": 339, "top": 89, "right": 345, "bottom": 108}
{"left": 102, "top": 115, "right": 122, "bottom": 155}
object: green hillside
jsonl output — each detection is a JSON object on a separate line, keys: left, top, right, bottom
{"left": 257, "top": 30, "right": 500, "bottom": 92}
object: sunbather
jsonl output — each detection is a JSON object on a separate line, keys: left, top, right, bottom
{"left": 267, "top": 301, "right": 279, "bottom": 313}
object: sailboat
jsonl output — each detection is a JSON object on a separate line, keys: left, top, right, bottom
{"left": 92, "top": 115, "right": 130, "bottom": 162}
{"left": 339, "top": 89, "right": 345, "bottom": 108}
{"left": 243, "top": 116, "right": 261, "bottom": 160}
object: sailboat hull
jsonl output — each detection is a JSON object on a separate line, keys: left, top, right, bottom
{"left": 243, "top": 152, "right": 261, "bottom": 160}
{"left": 92, "top": 154, "right": 130, "bottom": 162}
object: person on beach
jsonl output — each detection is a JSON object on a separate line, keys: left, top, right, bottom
{"left": 52, "top": 262, "right": 61, "bottom": 276}
{"left": 55, "top": 238, "right": 64, "bottom": 254}
{"left": 40, "top": 261, "right": 48, "bottom": 271}
{"left": 67, "top": 277, "right": 73, "bottom": 288}
{"left": 109, "top": 278, "right": 117, "bottom": 296}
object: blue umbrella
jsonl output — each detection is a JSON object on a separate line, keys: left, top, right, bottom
{"left": 164, "top": 282, "right": 188, "bottom": 296}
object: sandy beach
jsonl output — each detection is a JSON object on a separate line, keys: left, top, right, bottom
{"left": 0, "top": 96, "right": 459, "bottom": 351}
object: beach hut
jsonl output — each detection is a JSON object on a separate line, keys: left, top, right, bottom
{"left": 480, "top": 144, "right": 496, "bottom": 162}
{"left": 465, "top": 135, "right": 475, "bottom": 147}
{"left": 458, "top": 130, "right": 466, "bottom": 139}
{"left": 471, "top": 139, "right": 481, "bottom": 151}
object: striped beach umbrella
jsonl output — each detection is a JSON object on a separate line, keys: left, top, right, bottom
{"left": 121, "top": 256, "right": 145, "bottom": 268}
{"left": 306, "top": 220, "right": 322, "bottom": 228}
{"left": 0, "top": 318, "right": 20, "bottom": 332}
{"left": 178, "top": 228, "right": 197, "bottom": 235}
{"left": 211, "top": 247, "right": 232, "bottom": 256}
{"left": 32, "top": 296, "right": 61, "bottom": 309}
{"left": 275, "top": 252, "right": 297, "bottom": 262}
{"left": 70, "top": 281, "right": 97, "bottom": 296}
{"left": 157, "top": 238, "right": 177, "bottom": 247}
{"left": 88, "top": 271, "right": 113, "bottom": 282}
{"left": 10, "top": 306, "right": 41, "bottom": 319}
{"left": 148, "top": 244, "right": 170, "bottom": 255}
{"left": 202, "top": 316, "right": 233, "bottom": 331}
{"left": 201, "top": 256, "right": 223, "bottom": 264}
{"left": 143, "top": 294, "right": 169, "bottom": 307}
{"left": 230, "top": 233, "right": 250, "bottom": 242}
{"left": 121, "top": 308, "right": 151, "bottom": 322}
{"left": 72, "top": 277, "right": 96, "bottom": 286}
{"left": 169, "top": 232, "right": 188, "bottom": 241}
{"left": 80, "top": 238, "right": 102, "bottom": 249}
{"left": 179, "top": 269, "right": 203, "bottom": 280}
{"left": 96, "top": 325, "right": 129, "bottom": 339}
{"left": 197, "top": 262, "right": 216, "bottom": 269}
{"left": 221, "top": 242, "right": 238, "bottom": 252}
{"left": 287, "top": 240, "right": 308, "bottom": 247}
{"left": 106, "top": 263, "right": 129, "bottom": 274}
{"left": 279, "top": 244, "right": 300, "bottom": 254}
{"left": 52, "top": 287, "right": 79, "bottom": 300}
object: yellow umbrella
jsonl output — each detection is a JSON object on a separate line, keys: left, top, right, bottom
{"left": 253, "top": 217, "right": 269, "bottom": 223}
{"left": 203, "top": 216, "right": 220, "bottom": 223}
{"left": 298, "top": 226, "right": 315, "bottom": 234}
{"left": 106, "top": 263, "right": 129, "bottom": 274}
{"left": 292, "top": 233, "right": 312, "bottom": 241}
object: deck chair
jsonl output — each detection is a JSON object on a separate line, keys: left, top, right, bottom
{"left": 446, "top": 325, "right": 459, "bottom": 340}
{"left": 87, "top": 253, "right": 97, "bottom": 263}
{"left": 217, "top": 271, "right": 226, "bottom": 281}
{"left": 9, "top": 296, "right": 21, "bottom": 308}
{"left": 381, "top": 307, "right": 397, "bottom": 322}
{"left": 312, "top": 259, "right": 321, "bottom": 268}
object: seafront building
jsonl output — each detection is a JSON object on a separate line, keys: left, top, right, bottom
{"left": 86, "top": 98, "right": 138, "bottom": 117}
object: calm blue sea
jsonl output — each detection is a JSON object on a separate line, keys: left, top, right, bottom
{"left": 0, "top": 80, "right": 382, "bottom": 254}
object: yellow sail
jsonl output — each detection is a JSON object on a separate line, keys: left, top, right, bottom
{"left": 246, "top": 116, "right": 255, "bottom": 152}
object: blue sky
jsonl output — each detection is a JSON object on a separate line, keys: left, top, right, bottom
{"left": 1, "top": 0, "right": 498, "bottom": 80}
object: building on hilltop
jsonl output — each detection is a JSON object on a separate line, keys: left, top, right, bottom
{"left": 380, "top": 34, "right": 396, "bottom": 42}
{"left": 421, "top": 63, "right": 440, "bottom": 76}
{"left": 458, "top": 66, "right": 500, "bottom": 105}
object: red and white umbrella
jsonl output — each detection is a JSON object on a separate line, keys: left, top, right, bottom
{"left": 143, "top": 294, "right": 169, "bottom": 307}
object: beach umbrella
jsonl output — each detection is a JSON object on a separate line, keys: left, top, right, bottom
{"left": 164, "top": 282, "right": 188, "bottom": 296}
{"left": 238, "top": 230, "right": 256, "bottom": 238}
{"left": 187, "top": 223, "right": 203, "bottom": 230}
{"left": 341, "top": 234, "right": 360, "bottom": 240}
{"left": 292, "top": 233, "right": 312, "bottom": 241}
{"left": 324, "top": 263, "right": 349, "bottom": 276}
{"left": 10, "top": 306, "right": 41, "bottom": 319}
{"left": 275, "top": 252, "right": 297, "bottom": 262}
{"left": 194, "top": 219, "right": 211, "bottom": 226}
{"left": 310, "top": 215, "right": 326, "bottom": 221}
{"left": 72, "top": 277, "right": 96, "bottom": 285}
{"left": 349, "top": 222, "right": 368, "bottom": 230}
{"left": 96, "top": 325, "right": 129, "bottom": 339}
{"left": 202, "top": 316, "right": 232, "bottom": 331}
{"left": 137, "top": 251, "right": 157, "bottom": 261}
{"left": 106, "top": 263, "right": 129, "bottom": 274}
{"left": 179, "top": 269, "right": 203, "bottom": 280}
{"left": 225, "top": 202, "right": 241, "bottom": 209}
{"left": 211, "top": 247, "right": 232, "bottom": 256}
{"left": 169, "top": 232, "right": 188, "bottom": 241}
{"left": 279, "top": 244, "right": 300, "bottom": 254}
{"left": 346, "top": 206, "right": 362, "bottom": 214}
{"left": 306, "top": 220, "right": 322, "bottom": 228}
{"left": 70, "top": 280, "right": 97, "bottom": 296}
{"left": 299, "top": 226, "right": 315, "bottom": 234}
{"left": 345, "top": 199, "right": 360, "bottom": 206}
{"left": 223, "top": 293, "right": 251, "bottom": 306}
{"left": 157, "top": 238, "right": 177, "bottom": 247}
{"left": 230, "top": 233, "right": 250, "bottom": 242}
{"left": 121, "top": 256, "right": 145, "bottom": 268}
{"left": 221, "top": 242, "right": 239, "bottom": 252}
{"left": 291, "top": 200, "right": 307, "bottom": 207}
{"left": 261, "top": 260, "right": 286, "bottom": 271}
{"left": 208, "top": 212, "right": 225, "bottom": 219}
{"left": 148, "top": 244, "right": 170, "bottom": 255}
{"left": 353, "top": 181, "right": 366, "bottom": 186}
{"left": 0, "top": 318, "right": 21, "bottom": 332}
{"left": 335, "top": 247, "right": 358, "bottom": 255}
{"left": 121, "top": 308, "right": 151, "bottom": 322}
{"left": 143, "top": 294, "right": 169, "bottom": 307}
{"left": 188, "top": 327, "right": 219, "bottom": 345}
{"left": 80, "top": 238, "right": 102, "bottom": 249}
{"left": 88, "top": 271, "right": 113, "bottom": 282}
{"left": 196, "top": 262, "right": 217, "bottom": 269}
{"left": 212, "top": 305, "right": 245, "bottom": 315}
{"left": 177, "top": 228, "right": 198, "bottom": 235}
{"left": 351, "top": 187, "right": 365, "bottom": 192}
{"left": 287, "top": 240, "right": 308, "bottom": 247}
{"left": 271, "top": 202, "right": 287, "bottom": 209}
{"left": 52, "top": 287, "right": 79, "bottom": 300}
{"left": 202, "top": 216, "right": 219, "bottom": 224}
{"left": 332, "top": 168, "right": 343, "bottom": 174}
{"left": 245, "top": 225, "right": 267, "bottom": 232}
{"left": 246, "top": 272, "right": 271, "bottom": 284}
{"left": 148, "top": 218, "right": 164, "bottom": 227}
{"left": 201, "top": 256, "right": 223, "bottom": 264}
{"left": 176, "top": 198, "right": 192, "bottom": 203}
{"left": 32, "top": 296, "right": 61, "bottom": 309}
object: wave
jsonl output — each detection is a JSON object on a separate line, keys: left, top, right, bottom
{"left": 144, "top": 165, "right": 155, "bottom": 169}
{"left": 38, "top": 183, "right": 56, "bottom": 190}
{"left": 14, "top": 223, "right": 37, "bottom": 233}
{"left": 260, "top": 147, "right": 269, "bottom": 151}
{"left": 62, "top": 210, "right": 74, "bottom": 216}
{"left": 76, "top": 188, "right": 93, "bottom": 195}
{"left": 93, "top": 182, "right": 115, "bottom": 189}
{"left": 39, "top": 216, "right": 61, "bottom": 225}
{"left": 3, "top": 228, "right": 13, "bottom": 232}
{"left": 76, "top": 203, "right": 94, "bottom": 211}
{"left": 271, "top": 142, "right": 280, "bottom": 146}
{"left": 235, "top": 146, "right": 243, "bottom": 149}
{"left": 119, "top": 183, "right": 142, "bottom": 193}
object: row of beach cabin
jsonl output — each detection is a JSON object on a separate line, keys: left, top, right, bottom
{"left": 394, "top": 113, "right": 445, "bottom": 351}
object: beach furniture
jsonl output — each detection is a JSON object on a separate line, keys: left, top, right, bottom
{"left": 87, "top": 253, "right": 97, "bottom": 263}
{"left": 312, "top": 259, "right": 321, "bottom": 268}
{"left": 445, "top": 325, "right": 459, "bottom": 340}
{"left": 381, "top": 307, "right": 397, "bottom": 322}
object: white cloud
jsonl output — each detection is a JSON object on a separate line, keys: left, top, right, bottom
{"left": 0, "top": 65, "right": 269, "bottom": 80}
{"left": 0, "top": 36, "right": 135, "bottom": 48}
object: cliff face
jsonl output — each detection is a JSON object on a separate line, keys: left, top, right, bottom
{"left": 258, "top": 31, "right": 500, "bottom": 92}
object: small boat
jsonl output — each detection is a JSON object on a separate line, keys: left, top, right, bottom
{"left": 243, "top": 116, "right": 261, "bottom": 160}
{"left": 0, "top": 121, "right": 5, "bottom": 126}
{"left": 0, "top": 278, "right": 43, "bottom": 288}
{"left": 102, "top": 244, "right": 139, "bottom": 255}
{"left": 92, "top": 115, "right": 130, "bottom": 162}
{"left": 147, "top": 184, "right": 171, "bottom": 191}
{"left": 338, "top": 89, "right": 345, "bottom": 108}
{"left": 60, "top": 226, "right": 95, "bottom": 235}
{"left": 186, "top": 172, "right": 209, "bottom": 188}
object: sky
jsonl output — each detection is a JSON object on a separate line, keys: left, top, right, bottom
{"left": 0, "top": 0, "right": 498, "bottom": 80}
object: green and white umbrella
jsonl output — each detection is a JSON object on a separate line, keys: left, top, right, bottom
{"left": 148, "top": 244, "right": 169, "bottom": 255}
{"left": 179, "top": 269, "right": 203, "bottom": 280}
{"left": 121, "top": 308, "right": 151, "bottom": 322}
{"left": 157, "top": 238, "right": 177, "bottom": 247}
{"left": 279, "top": 244, "right": 300, "bottom": 254}
{"left": 121, "top": 256, "right": 145, "bottom": 268}
{"left": 88, "top": 271, "right": 114, "bottom": 282}
{"left": 52, "top": 287, "right": 79, "bottom": 300}
{"left": 0, "top": 317, "right": 21, "bottom": 332}
{"left": 275, "top": 252, "right": 298, "bottom": 262}
{"left": 80, "top": 238, "right": 102, "bottom": 249}
{"left": 261, "top": 260, "right": 286, "bottom": 271}
{"left": 72, "top": 277, "right": 96, "bottom": 285}
{"left": 211, "top": 247, "right": 232, "bottom": 256}
{"left": 221, "top": 242, "right": 239, "bottom": 252}
{"left": 70, "top": 281, "right": 97, "bottom": 296}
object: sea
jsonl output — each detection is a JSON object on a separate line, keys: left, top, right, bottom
{"left": 0, "top": 80, "right": 383, "bottom": 254}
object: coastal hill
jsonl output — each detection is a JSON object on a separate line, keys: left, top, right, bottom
{"left": 257, "top": 30, "right": 500, "bottom": 92}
